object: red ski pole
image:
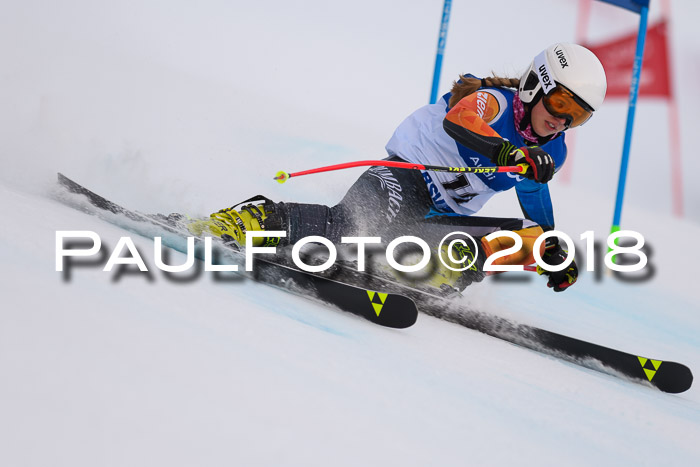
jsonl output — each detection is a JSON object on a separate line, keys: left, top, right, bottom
{"left": 274, "top": 159, "right": 527, "bottom": 184}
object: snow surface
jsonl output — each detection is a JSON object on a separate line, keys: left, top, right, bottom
{"left": 2, "top": 1, "right": 700, "bottom": 466}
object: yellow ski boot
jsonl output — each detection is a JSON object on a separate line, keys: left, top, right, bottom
{"left": 426, "top": 238, "right": 484, "bottom": 295}
{"left": 423, "top": 225, "right": 546, "bottom": 295}
{"left": 186, "top": 196, "right": 284, "bottom": 247}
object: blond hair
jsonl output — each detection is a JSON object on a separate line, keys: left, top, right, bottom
{"left": 448, "top": 75, "right": 520, "bottom": 108}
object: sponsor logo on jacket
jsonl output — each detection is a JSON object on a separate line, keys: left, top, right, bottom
{"left": 475, "top": 92, "right": 488, "bottom": 119}
{"left": 421, "top": 171, "right": 450, "bottom": 212}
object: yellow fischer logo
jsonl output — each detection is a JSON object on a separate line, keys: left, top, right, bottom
{"left": 638, "top": 356, "right": 663, "bottom": 381}
{"left": 366, "top": 291, "right": 388, "bottom": 316}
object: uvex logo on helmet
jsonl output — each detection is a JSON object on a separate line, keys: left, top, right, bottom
{"left": 538, "top": 64, "right": 554, "bottom": 92}
{"left": 519, "top": 43, "right": 606, "bottom": 111}
{"left": 555, "top": 47, "right": 569, "bottom": 68}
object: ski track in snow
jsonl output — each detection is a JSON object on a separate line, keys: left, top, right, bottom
{"left": 3, "top": 0, "right": 700, "bottom": 464}
{"left": 2, "top": 175, "right": 700, "bottom": 466}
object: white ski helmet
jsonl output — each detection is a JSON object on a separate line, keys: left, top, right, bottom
{"left": 519, "top": 43, "right": 607, "bottom": 127}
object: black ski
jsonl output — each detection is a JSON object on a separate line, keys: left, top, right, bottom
{"left": 331, "top": 265, "right": 693, "bottom": 393}
{"left": 418, "top": 298, "right": 693, "bottom": 394}
{"left": 55, "top": 173, "right": 418, "bottom": 329}
{"left": 55, "top": 173, "right": 693, "bottom": 393}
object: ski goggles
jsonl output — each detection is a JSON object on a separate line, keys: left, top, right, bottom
{"left": 542, "top": 84, "right": 594, "bottom": 128}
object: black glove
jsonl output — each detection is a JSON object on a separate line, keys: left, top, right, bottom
{"left": 494, "top": 142, "right": 555, "bottom": 184}
{"left": 536, "top": 237, "right": 578, "bottom": 292}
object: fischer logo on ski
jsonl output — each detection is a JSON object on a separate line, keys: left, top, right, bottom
{"left": 638, "top": 357, "right": 663, "bottom": 381}
{"left": 367, "top": 291, "right": 388, "bottom": 316}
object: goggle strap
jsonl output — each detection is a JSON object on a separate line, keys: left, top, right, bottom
{"left": 533, "top": 50, "right": 556, "bottom": 95}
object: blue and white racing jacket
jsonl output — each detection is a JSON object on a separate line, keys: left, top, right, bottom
{"left": 385, "top": 84, "right": 567, "bottom": 231}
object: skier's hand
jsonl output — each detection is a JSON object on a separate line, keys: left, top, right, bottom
{"left": 536, "top": 237, "right": 578, "bottom": 292}
{"left": 494, "top": 142, "right": 555, "bottom": 184}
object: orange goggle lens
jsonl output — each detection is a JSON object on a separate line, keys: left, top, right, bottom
{"left": 542, "top": 85, "right": 594, "bottom": 128}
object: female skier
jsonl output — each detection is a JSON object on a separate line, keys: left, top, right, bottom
{"left": 187, "top": 43, "right": 607, "bottom": 294}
